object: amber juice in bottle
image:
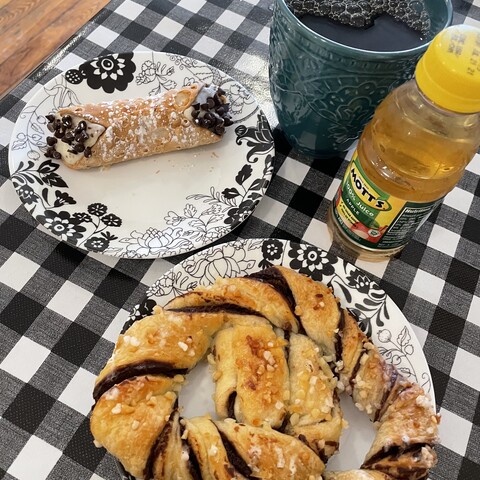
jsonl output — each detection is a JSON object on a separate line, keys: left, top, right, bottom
{"left": 328, "top": 25, "right": 480, "bottom": 260}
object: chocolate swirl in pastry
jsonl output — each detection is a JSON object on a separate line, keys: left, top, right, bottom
{"left": 90, "top": 265, "right": 440, "bottom": 480}
{"left": 44, "top": 83, "right": 232, "bottom": 169}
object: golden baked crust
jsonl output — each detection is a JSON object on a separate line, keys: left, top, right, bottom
{"left": 55, "top": 83, "right": 224, "bottom": 169}
{"left": 363, "top": 383, "right": 440, "bottom": 477}
{"left": 90, "top": 375, "right": 181, "bottom": 478}
{"left": 94, "top": 306, "right": 224, "bottom": 400}
{"left": 214, "top": 420, "right": 325, "bottom": 479}
{"left": 285, "top": 332, "right": 342, "bottom": 460}
{"left": 184, "top": 416, "right": 246, "bottom": 479}
{"left": 275, "top": 266, "right": 341, "bottom": 356}
{"left": 166, "top": 277, "right": 299, "bottom": 332}
{"left": 150, "top": 410, "right": 194, "bottom": 480}
{"left": 213, "top": 324, "right": 289, "bottom": 428}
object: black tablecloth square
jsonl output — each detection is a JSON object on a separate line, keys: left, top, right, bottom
{"left": 0, "top": 292, "right": 44, "bottom": 335}
{"left": 446, "top": 258, "right": 480, "bottom": 295}
{"left": 52, "top": 323, "right": 101, "bottom": 367}
{"left": 224, "top": 30, "right": 256, "bottom": 51}
{"left": 246, "top": 4, "right": 272, "bottom": 25}
{"left": 0, "top": 215, "right": 36, "bottom": 253}
{"left": 430, "top": 306, "right": 465, "bottom": 346}
{"left": 3, "top": 383, "right": 56, "bottom": 435}
{"left": 207, "top": 0, "right": 233, "bottom": 8}
{"left": 474, "top": 398, "right": 480, "bottom": 427}
{"left": 184, "top": 12, "right": 216, "bottom": 35}
{"left": 94, "top": 269, "right": 142, "bottom": 309}
{"left": 289, "top": 185, "right": 324, "bottom": 218}
{"left": 162, "top": 38, "right": 192, "bottom": 56}
{"left": 0, "top": 149, "right": 9, "bottom": 179}
{"left": 41, "top": 243, "right": 86, "bottom": 280}
{"left": 146, "top": 0, "right": 176, "bottom": 17}
{"left": 459, "top": 455, "right": 480, "bottom": 479}
{"left": 395, "top": 239, "right": 427, "bottom": 269}
{"left": 378, "top": 278, "right": 410, "bottom": 310}
{"left": 64, "top": 417, "right": 105, "bottom": 471}
{"left": 462, "top": 215, "right": 480, "bottom": 244}
{"left": 121, "top": 21, "right": 155, "bottom": 44}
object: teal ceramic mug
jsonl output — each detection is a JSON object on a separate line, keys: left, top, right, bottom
{"left": 269, "top": 0, "right": 453, "bottom": 158}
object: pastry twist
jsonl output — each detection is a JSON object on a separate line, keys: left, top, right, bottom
{"left": 90, "top": 265, "right": 439, "bottom": 479}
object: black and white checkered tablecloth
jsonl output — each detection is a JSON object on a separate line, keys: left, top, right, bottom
{"left": 1, "top": 0, "right": 479, "bottom": 479}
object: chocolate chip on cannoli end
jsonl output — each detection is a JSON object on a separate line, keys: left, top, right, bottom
{"left": 46, "top": 136, "right": 57, "bottom": 146}
{"left": 62, "top": 115, "right": 73, "bottom": 128}
{"left": 84, "top": 146, "right": 92, "bottom": 158}
{"left": 191, "top": 85, "right": 233, "bottom": 136}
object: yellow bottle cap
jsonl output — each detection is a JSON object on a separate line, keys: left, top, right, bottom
{"left": 415, "top": 25, "right": 480, "bottom": 113}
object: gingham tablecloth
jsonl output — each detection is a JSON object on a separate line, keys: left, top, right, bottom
{"left": 1, "top": 1, "right": 479, "bottom": 479}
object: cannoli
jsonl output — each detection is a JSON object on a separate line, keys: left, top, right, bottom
{"left": 44, "top": 83, "right": 232, "bottom": 169}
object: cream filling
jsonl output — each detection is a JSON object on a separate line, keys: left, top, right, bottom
{"left": 54, "top": 114, "right": 105, "bottom": 165}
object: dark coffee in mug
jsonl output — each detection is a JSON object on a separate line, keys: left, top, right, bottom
{"left": 288, "top": 0, "right": 431, "bottom": 52}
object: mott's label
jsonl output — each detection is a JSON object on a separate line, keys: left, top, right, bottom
{"left": 333, "top": 152, "right": 441, "bottom": 250}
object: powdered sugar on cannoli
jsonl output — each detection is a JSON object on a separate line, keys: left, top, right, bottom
{"left": 43, "top": 83, "right": 233, "bottom": 170}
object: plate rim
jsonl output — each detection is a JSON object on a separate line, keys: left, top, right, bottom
{"left": 8, "top": 51, "right": 274, "bottom": 259}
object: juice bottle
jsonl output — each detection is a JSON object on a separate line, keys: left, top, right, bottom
{"left": 328, "top": 24, "right": 480, "bottom": 260}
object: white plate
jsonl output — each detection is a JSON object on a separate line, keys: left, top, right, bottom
{"left": 8, "top": 52, "right": 274, "bottom": 258}
{"left": 122, "top": 238, "right": 434, "bottom": 475}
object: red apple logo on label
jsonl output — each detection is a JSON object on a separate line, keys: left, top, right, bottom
{"left": 351, "top": 222, "right": 386, "bottom": 243}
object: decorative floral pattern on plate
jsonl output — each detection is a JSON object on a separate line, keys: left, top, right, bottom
{"left": 9, "top": 52, "right": 273, "bottom": 258}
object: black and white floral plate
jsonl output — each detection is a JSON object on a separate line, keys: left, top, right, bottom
{"left": 8, "top": 52, "right": 274, "bottom": 258}
{"left": 120, "top": 238, "right": 434, "bottom": 474}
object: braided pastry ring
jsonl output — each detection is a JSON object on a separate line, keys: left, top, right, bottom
{"left": 90, "top": 244, "right": 439, "bottom": 480}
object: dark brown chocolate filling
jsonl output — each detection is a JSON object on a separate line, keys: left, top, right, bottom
{"left": 184, "top": 439, "right": 203, "bottom": 480}
{"left": 247, "top": 267, "right": 305, "bottom": 333}
{"left": 362, "top": 443, "right": 429, "bottom": 469}
{"left": 143, "top": 411, "right": 175, "bottom": 479}
{"left": 219, "top": 431, "right": 254, "bottom": 479}
{"left": 168, "top": 303, "right": 264, "bottom": 317}
{"left": 227, "top": 391, "right": 237, "bottom": 419}
{"left": 374, "top": 368, "right": 399, "bottom": 422}
{"left": 335, "top": 307, "right": 345, "bottom": 363}
{"left": 284, "top": 329, "right": 291, "bottom": 363}
{"left": 93, "top": 360, "right": 188, "bottom": 402}
{"left": 275, "top": 414, "right": 289, "bottom": 433}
